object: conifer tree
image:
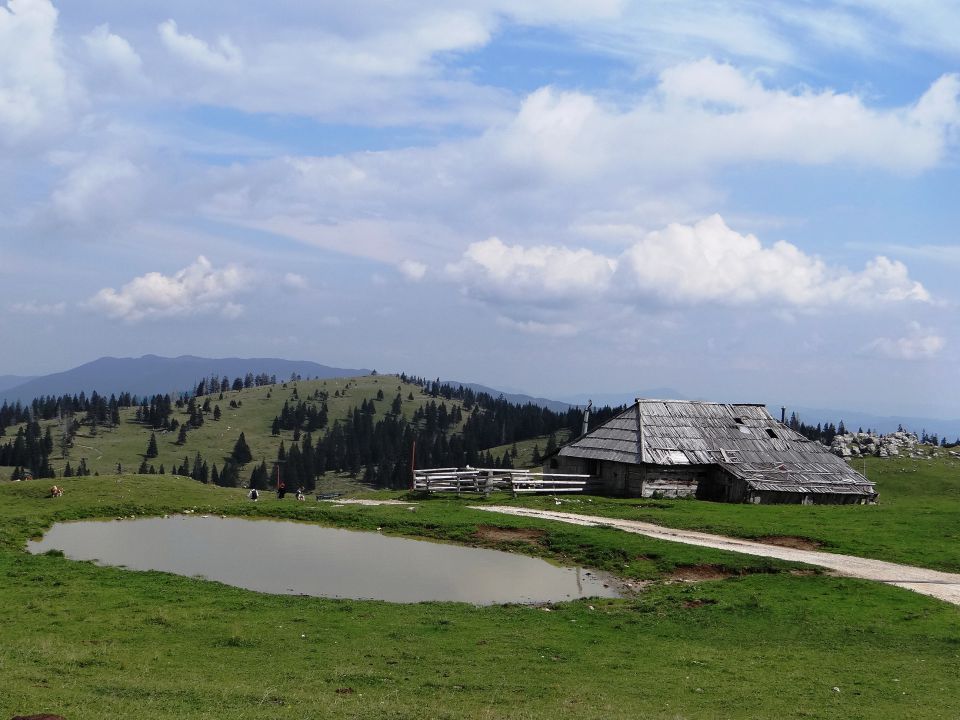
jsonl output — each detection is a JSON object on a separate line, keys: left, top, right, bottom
{"left": 145, "top": 432, "right": 159, "bottom": 458}
{"left": 232, "top": 432, "right": 253, "bottom": 465}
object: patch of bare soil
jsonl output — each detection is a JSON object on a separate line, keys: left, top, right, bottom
{"left": 682, "top": 598, "right": 719, "bottom": 608}
{"left": 755, "top": 535, "right": 823, "bottom": 551}
{"left": 667, "top": 564, "right": 737, "bottom": 582}
{"left": 474, "top": 525, "right": 546, "bottom": 546}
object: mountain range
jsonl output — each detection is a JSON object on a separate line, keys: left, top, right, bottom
{"left": 0, "top": 355, "right": 368, "bottom": 404}
{"left": 2, "top": 355, "right": 957, "bottom": 440}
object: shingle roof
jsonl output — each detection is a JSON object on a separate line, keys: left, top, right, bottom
{"left": 559, "top": 399, "right": 875, "bottom": 496}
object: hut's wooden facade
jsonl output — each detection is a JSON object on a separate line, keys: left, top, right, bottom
{"left": 547, "top": 400, "right": 876, "bottom": 504}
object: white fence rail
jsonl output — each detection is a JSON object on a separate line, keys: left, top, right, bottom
{"left": 413, "top": 467, "right": 590, "bottom": 496}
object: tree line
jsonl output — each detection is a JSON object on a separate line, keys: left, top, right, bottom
{"left": 253, "top": 380, "right": 623, "bottom": 492}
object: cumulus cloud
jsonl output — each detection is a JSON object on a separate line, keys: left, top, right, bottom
{"left": 490, "top": 60, "right": 960, "bottom": 181}
{"left": 398, "top": 259, "right": 427, "bottom": 281}
{"left": 865, "top": 322, "right": 946, "bottom": 360}
{"left": 617, "top": 215, "right": 930, "bottom": 306}
{"left": 446, "top": 237, "right": 615, "bottom": 303}
{"left": 0, "top": 0, "right": 73, "bottom": 145}
{"left": 158, "top": 19, "right": 242, "bottom": 74}
{"left": 88, "top": 256, "right": 252, "bottom": 322}
{"left": 446, "top": 215, "right": 930, "bottom": 310}
{"left": 204, "top": 64, "right": 960, "bottom": 275}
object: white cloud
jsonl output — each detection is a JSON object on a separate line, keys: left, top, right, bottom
{"left": 158, "top": 19, "right": 242, "bottom": 74}
{"left": 398, "top": 259, "right": 427, "bottom": 281}
{"left": 445, "top": 215, "right": 930, "bottom": 310}
{"left": 0, "top": 0, "right": 73, "bottom": 146}
{"left": 493, "top": 60, "right": 960, "bottom": 180}
{"left": 618, "top": 215, "right": 930, "bottom": 306}
{"left": 83, "top": 24, "right": 142, "bottom": 83}
{"left": 283, "top": 272, "right": 307, "bottom": 289}
{"left": 88, "top": 256, "right": 253, "bottom": 322}
{"left": 446, "top": 237, "right": 615, "bottom": 303}
{"left": 205, "top": 64, "right": 960, "bottom": 274}
{"left": 865, "top": 322, "right": 946, "bottom": 360}
{"left": 50, "top": 154, "right": 142, "bottom": 223}
{"left": 10, "top": 300, "right": 65, "bottom": 315}
{"left": 496, "top": 316, "right": 579, "bottom": 337}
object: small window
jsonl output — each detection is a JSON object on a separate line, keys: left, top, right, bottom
{"left": 733, "top": 418, "right": 745, "bottom": 424}
{"left": 765, "top": 428, "right": 778, "bottom": 439}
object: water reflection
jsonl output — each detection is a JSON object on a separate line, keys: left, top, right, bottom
{"left": 28, "top": 515, "right": 619, "bottom": 604}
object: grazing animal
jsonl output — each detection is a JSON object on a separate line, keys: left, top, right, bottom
{"left": 49, "top": 486, "right": 63, "bottom": 498}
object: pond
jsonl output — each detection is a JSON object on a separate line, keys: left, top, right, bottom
{"left": 27, "top": 515, "right": 620, "bottom": 605}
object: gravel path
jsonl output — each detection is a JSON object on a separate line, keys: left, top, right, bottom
{"left": 473, "top": 505, "right": 960, "bottom": 606}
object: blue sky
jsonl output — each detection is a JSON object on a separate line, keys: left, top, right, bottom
{"left": 1, "top": 0, "right": 958, "bottom": 419}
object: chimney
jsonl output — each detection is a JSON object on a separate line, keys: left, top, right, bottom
{"left": 781, "top": 406, "right": 786, "bottom": 424}
{"left": 582, "top": 400, "right": 592, "bottom": 436}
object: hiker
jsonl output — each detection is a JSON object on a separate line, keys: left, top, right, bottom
{"left": 248, "top": 488, "right": 259, "bottom": 501}
{"left": 277, "top": 481, "right": 286, "bottom": 499}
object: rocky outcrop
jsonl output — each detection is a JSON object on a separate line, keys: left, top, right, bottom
{"left": 830, "top": 430, "right": 919, "bottom": 458}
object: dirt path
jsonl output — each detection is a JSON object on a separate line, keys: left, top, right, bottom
{"left": 473, "top": 505, "right": 960, "bottom": 606}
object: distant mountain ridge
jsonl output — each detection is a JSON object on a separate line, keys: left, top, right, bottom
{"left": 787, "top": 405, "right": 960, "bottom": 442}
{"left": 0, "top": 375, "right": 35, "bottom": 393}
{"left": 0, "top": 355, "right": 369, "bottom": 404}
{"left": 440, "top": 380, "right": 573, "bottom": 413}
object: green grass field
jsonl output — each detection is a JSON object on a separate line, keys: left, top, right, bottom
{"left": 1, "top": 473, "right": 959, "bottom": 719}
{"left": 509, "top": 454, "right": 960, "bottom": 572}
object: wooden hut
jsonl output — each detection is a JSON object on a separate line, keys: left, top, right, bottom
{"left": 547, "top": 399, "right": 876, "bottom": 504}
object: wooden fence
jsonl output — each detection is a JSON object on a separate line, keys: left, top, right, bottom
{"left": 412, "top": 467, "right": 590, "bottom": 496}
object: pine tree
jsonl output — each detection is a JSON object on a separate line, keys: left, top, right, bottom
{"left": 232, "top": 432, "right": 253, "bottom": 465}
{"left": 145, "top": 432, "right": 159, "bottom": 458}
{"left": 545, "top": 433, "right": 558, "bottom": 456}
{"left": 176, "top": 424, "right": 188, "bottom": 445}
{"left": 213, "top": 405, "right": 222, "bottom": 421}
{"left": 531, "top": 444, "right": 542, "bottom": 465}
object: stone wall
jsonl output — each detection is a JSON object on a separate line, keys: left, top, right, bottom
{"left": 829, "top": 430, "right": 918, "bottom": 458}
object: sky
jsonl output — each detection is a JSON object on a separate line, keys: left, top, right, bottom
{"left": 1, "top": 0, "right": 958, "bottom": 418}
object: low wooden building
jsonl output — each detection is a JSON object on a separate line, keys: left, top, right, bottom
{"left": 547, "top": 399, "right": 876, "bottom": 504}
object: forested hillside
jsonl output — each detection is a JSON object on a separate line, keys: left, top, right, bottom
{"left": 0, "top": 372, "right": 621, "bottom": 491}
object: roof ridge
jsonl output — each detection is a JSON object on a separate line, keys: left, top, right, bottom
{"left": 634, "top": 398, "right": 767, "bottom": 406}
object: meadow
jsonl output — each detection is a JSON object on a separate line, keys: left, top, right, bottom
{"left": 2, "top": 472, "right": 959, "bottom": 719}
{"left": 513, "top": 454, "right": 960, "bottom": 572}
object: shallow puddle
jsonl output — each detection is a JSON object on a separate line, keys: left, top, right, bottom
{"left": 27, "top": 515, "right": 619, "bottom": 604}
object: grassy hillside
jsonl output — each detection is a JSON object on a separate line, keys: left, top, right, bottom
{"left": 1, "top": 475, "right": 959, "bottom": 719}
{"left": 2, "top": 374, "right": 459, "bottom": 489}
